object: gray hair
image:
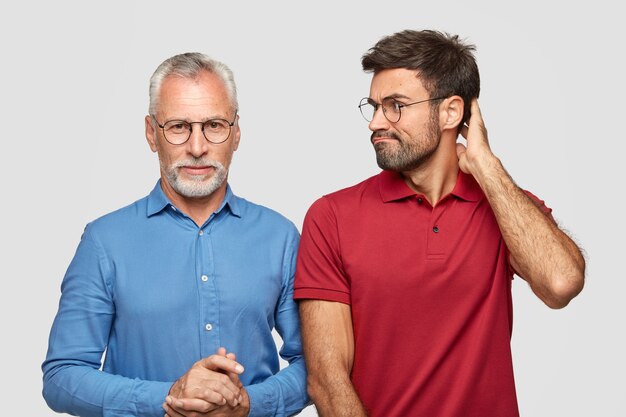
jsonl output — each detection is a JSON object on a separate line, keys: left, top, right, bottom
{"left": 148, "top": 52, "right": 238, "bottom": 115}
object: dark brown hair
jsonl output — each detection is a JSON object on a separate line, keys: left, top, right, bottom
{"left": 362, "top": 30, "right": 480, "bottom": 127}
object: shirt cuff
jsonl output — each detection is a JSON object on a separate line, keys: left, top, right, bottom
{"left": 134, "top": 380, "right": 172, "bottom": 416}
{"left": 245, "top": 383, "right": 276, "bottom": 417}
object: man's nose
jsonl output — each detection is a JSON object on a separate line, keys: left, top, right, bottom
{"left": 368, "top": 106, "right": 391, "bottom": 132}
{"left": 187, "top": 123, "right": 209, "bottom": 156}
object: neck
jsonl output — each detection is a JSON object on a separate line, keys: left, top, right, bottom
{"left": 160, "top": 178, "right": 227, "bottom": 227}
{"left": 401, "top": 136, "right": 460, "bottom": 206}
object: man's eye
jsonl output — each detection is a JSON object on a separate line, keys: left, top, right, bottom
{"left": 167, "top": 122, "right": 188, "bottom": 132}
{"left": 205, "top": 120, "right": 227, "bottom": 131}
{"left": 382, "top": 99, "right": 402, "bottom": 114}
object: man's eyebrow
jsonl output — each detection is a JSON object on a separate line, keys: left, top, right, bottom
{"left": 162, "top": 115, "right": 227, "bottom": 122}
{"left": 383, "top": 93, "right": 412, "bottom": 101}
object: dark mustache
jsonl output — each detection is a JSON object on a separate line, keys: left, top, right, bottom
{"left": 371, "top": 130, "right": 401, "bottom": 142}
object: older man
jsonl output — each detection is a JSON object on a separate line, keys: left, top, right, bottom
{"left": 43, "top": 53, "right": 308, "bottom": 417}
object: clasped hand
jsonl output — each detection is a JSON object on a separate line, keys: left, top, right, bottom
{"left": 163, "top": 347, "right": 250, "bottom": 417}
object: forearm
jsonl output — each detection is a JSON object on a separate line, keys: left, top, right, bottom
{"left": 43, "top": 364, "right": 171, "bottom": 417}
{"left": 473, "top": 155, "right": 585, "bottom": 307}
{"left": 299, "top": 300, "right": 367, "bottom": 417}
{"left": 307, "top": 371, "right": 367, "bottom": 417}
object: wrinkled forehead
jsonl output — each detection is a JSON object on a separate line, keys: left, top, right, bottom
{"left": 156, "top": 73, "right": 233, "bottom": 119}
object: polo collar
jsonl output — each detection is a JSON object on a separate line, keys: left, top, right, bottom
{"left": 378, "top": 169, "right": 482, "bottom": 203}
{"left": 146, "top": 180, "right": 242, "bottom": 218}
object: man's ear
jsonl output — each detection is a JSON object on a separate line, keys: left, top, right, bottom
{"left": 145, "top": 115, "right": 158, "bottom": 153}
{"left": 232, "top": 114, "right": 241, "bottom": 151}
{"left": 439, "top": 96, "right": 464, "bottom": 131}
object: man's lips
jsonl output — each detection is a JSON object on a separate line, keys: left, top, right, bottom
{"left": 371, "top": 130, "right": 400, "bottom": 145}
{"left": 181, "top": 166, "right": 214, "bottom": 175}
{"left": 371, "top": 136, "right": 398, "bottom": 145}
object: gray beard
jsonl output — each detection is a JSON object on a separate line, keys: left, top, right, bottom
{"left": 162, "top": 158, "right": 228, "bottom": 198}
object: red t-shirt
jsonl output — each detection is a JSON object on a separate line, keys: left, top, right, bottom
{"left": 295, "top": 170, "right": 550, "bottom": 417}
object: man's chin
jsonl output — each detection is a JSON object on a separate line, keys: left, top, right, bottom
{"left": 177, "top": 187, "right": 217, "bottom": 199}
{"left": 171, "top": 177, "right": 220, "bottom": 197}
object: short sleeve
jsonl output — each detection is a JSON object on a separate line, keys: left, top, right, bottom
{"left": 294, "top": 197, "right": 351, "bottom": 304}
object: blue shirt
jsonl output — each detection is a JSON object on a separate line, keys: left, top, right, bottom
{"left": 42, "top": 181, "right": 308, "bottom": 417}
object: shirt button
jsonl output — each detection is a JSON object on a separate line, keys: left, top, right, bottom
{"left": 205, "top": 323, "right": 213, "bottom": 331}
{"left": 417, "top": 197, "right": 423, "bottom": 204}
{"left": 433, "top": 226, "right": 440, "bottom": 233}
{"left": 171, "top": 205, "right": 177, "bottom": 211}
{"left": 201, "top": 275, "right": 208, "bottom": 282}
{"left": 199, "top": 230, "right": 204, "bottom": 236}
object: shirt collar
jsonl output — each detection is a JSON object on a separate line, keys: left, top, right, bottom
{"left": 378, "top": 169, "right": 482, "bottom": 203}
{"left": 146, "top": 180, "right": 242, "bottom": 218}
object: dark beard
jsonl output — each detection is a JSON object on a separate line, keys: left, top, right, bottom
{"left": 373, "top": 116, "right": 441, "bottom": 172}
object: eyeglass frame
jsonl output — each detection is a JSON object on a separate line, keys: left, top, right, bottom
{"left": 358, "top": 96, "right": 446, "bottom": 123}
{"left": 151, "top": 110, "right": 238, "bottom": 145}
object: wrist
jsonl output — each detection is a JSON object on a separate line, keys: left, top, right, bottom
{"left": 238, "top": 387, "right": 250, "bottom": 417}
{"left": 470, "top": 152, "right": 503, "bottom": 185}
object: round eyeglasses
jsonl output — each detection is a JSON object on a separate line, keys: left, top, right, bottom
{"left": 152, "top": 111, "right": 238, "bottom": 145}
{"left": 358, "top": 97, "right": 445, "bottom": 123}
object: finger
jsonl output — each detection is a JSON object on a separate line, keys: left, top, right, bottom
{"left": 217, "top": 347, "right": 237, "bottom": 362}
{"left": 470, "top": 98, "right": 482, "bottom": 120}
{"left": 469, "top": 98, "right": 487, "bottom": 132}
{"left": 168, "top": 394, "right": 225, "bottom": 409}
{"left": 163, "top": 407, "right": 184, "bottom": 417}
{"left": 455, "top": 143, "right": 471, "bottom": 174}
{"left": 162, "top": 401, "right": 186, "bottom": 417}
{"left": 200, "top": 355, "right": 244, "bottom": 374}
{"left": 456, "top": 142, "right": 467, "bottom": 157}
{"left": 184, "top": 375, "right": 241, "bottom": 406}
{"left": 201, "top": 380, "right": 241, "bottom": 407}
{"left": 225, "top": 367, "right": 243, "bottom": 387}
{"left": 170, "top": 380, "right": 231, "bottom": 406}
{"left": 170, "top": 397, "right": 222, "bottom": 413}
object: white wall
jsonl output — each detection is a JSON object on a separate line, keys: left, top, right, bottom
{"left": 1, "top": 1, "right": 623, "bottom": 416}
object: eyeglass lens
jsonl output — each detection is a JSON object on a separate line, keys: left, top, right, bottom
{"left": 162, "top": 120, "right": 231, "bottom": 144}
{"left": 359, "top": 98, "right": 403, "bottom": 123}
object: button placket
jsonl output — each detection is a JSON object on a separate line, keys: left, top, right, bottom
{"left": 426, "top": 201, "right": 448, "bottom": 257}
{"left": 197, "top": 222, "right": 218, "bottom": 356}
